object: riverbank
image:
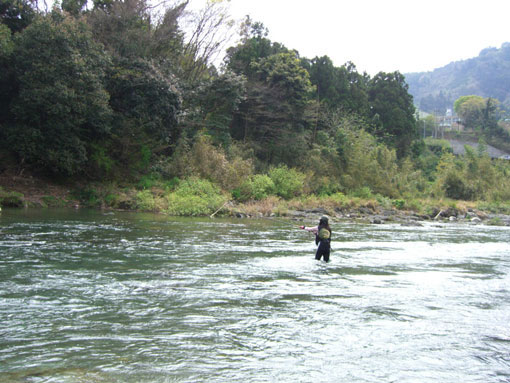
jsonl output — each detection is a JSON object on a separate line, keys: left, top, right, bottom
{"left": 1, "top": 173, "right": 510, "bottom": 226}
{"left": 230, "top": 197, "right": 510, "bottom": 227}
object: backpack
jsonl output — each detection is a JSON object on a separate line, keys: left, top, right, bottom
{"left": 318, "top": 228, "right": 330, "bottom": 240}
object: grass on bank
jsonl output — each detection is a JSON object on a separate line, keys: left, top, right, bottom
{"left": 27, "top": 179, "right": 505, "bottom": 221}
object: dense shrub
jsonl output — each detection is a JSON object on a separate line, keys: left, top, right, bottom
{"left": 237, "top": 174, "right": 275, "bottom": 201}
{"left": 164, "top": 135, "right": 253, "bottom": 191}
{"left": 135, "top": 190, "right": 156, "bottom": 211}
{"left": 268, "top": 165, "right": 305, "bottom": 200}
{"left": 166, "top": 177, "right": 226, "bottom": 216}
{"left": 0, "top": 187, "right": 24, "bottom": 207}
{"left": 442, "top": 171, "right": 474, "bottom": 200}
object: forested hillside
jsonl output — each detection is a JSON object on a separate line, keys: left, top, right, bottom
{"left": 1, "top": 0, "right": 510, "bottom": 215}
{"left": 406, "top": 43, "right": 510, "bottom": 114}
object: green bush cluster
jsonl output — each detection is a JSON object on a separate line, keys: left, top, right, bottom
{"left": 135, "top": 190, "right": 156, "bottom": 211}
{"left": 0, "top": 187, "right": 24, "bottom": 207}
{"left": 73, "top": 188, "right": 101, "bottom": 208}
{"left": 268, "top": 165, "right": 305, "bottom": 200}
{"left": 237, "top": 174, "right": 275, "bottom": 201}
{"left": 433, "top": 150, "right": 510, "bottom": 201}
{"left": 233, "top": 166, "right": 306, "bottom": 202}
{"left": 166, "top": 178, "right": 226, "bottom": 216}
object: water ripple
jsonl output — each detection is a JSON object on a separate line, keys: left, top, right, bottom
{"left": 1, "top": 209, "right": 509, "bottom": 382}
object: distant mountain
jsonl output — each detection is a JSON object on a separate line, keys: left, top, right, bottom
{"left": 405, "top": 43, "right": 510, "bottom": 114}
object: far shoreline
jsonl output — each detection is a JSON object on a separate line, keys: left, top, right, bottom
{"left": 1, "top": 174, "right": 510, "bottom": 227}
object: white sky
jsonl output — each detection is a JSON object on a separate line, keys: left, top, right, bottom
{"left": 207, "top": 0, "right": 510, "bottom": 75}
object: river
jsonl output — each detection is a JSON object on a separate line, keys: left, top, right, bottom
{"left": 0, "top": 208, "right": 509, "bottom": 382}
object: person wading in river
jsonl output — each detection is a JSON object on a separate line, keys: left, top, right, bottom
{"left": 299, "top": 216, "right": 332, "bottom": 262}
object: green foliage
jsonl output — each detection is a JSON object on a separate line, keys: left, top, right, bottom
{"left": 166, "top": 177, "right": 226, "bottom": 216}
{"left": 137, "top": 172, "right": 159, "bottom": 190}
{"left": 166, "top": 134, "right": 253, "bottom": 191}
{"left": 252, "top": 52, "right": 314, "bottom": 107}
{"left": 411, "top": 138, "right": 451, "bottom": 181}
{"left": 431, "top": 148, "right": 508, "bottom": 201}
{"left": 107, "top": 57, "right": 181, "bottom": 143}
{"left": 305, "top": 57, "right": 369, "bottom": 114}
{"left": 312, "top": 177, "right": 342, "bottom": 196}
{"left": 424, "top": 137, "right": 452, "bottom": 155}
{"left": 486, "top": 217, "right": 503, "bottom": 226}
{"left": 368, "top": 71, "right": 417, "bottom": 157}
{"left": 41, "top": 195, "right": 68, "bottom": 208}
{"left": 87, "top": 0, "right": 181, "bottom": 59}
{"left": 6, "top": 11, "right": 112, "bottom": 175}
{"left": 164, "top": 177, "right": 181, "bottom": 191}
{"left": 434, "top": 153, "right": 472, "bottom": 200}
{"left": 185, "top": 70, "right": 246, "bottom": 145}
{"left": 454, "top": 95, "right": 487, "bottom": 131}
{"left": 74, "top": 187, "right": 101, "bottom": 207}
{"left": 135, "top": 190, "right": 156, "bottom": 211}
{"left": 335, "top": 122, "right": 400, "bottom": 197}
{"left": 226, "top": 20, "right": 288, "bottom": 77}
{"left": 0, "top": 23, "right": 12, "bottom": 55}
{"left": 0, "top": 187, "right": 24, "bottom": 207}
{"left": 0, "top": 0, "right": 37, "bottom": 33}
{"left": 351, "top": 186, "right": 373, "bottom": 199}
{"left": 375, "top": 194, "right": 393, "bottom": 209}
{"left": 2, "top": 0, "right": 509, "bottom": 215}
{"left": 61, "top": 0, "right": 87, "bottom": 16}
{"left": 229, "top": 45, "right": 314, "bottom": 165}
{"left": 237, "top": 174, "right": 275, "bottom": 201}
{"left": 104, "top": 193, "right": 119, "bottom": 207}
{"left": 136, "top": 145, "right": 152, "bottom": 171}
{"left": 477, "top": 201, "right": 510, "bottom": 215}
{"left": 454, "top": 95, "right": 484, "bottom": 116}
{"left": 328, "top": 192, "right": 349, "bottom": 205}
{"left": 268, "top": 165, "right": 305, "bottom": 200}
{"left": 0, "top": 23, "right": 13, "bottom": 121}
{"left": 89, "top": 143, "right": 115, "bottom": 177}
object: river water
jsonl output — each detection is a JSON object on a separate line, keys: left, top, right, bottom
{"left": 0, "top": 208, "right": 509, "bottom": 382}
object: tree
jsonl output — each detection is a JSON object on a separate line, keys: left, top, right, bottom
{"left": 304, "top": 57, "right": 368, "bottom": 114}
{"left": 454, "top": 95, "right": 502, "bottom": 138}
{"left": 0, "top": 23, "right": 13, "bottom": 125}
{"left": 150, "top": 2, "right": 186, "bottom": 61}
{"left": 179, "top": 0, "right": 234, "bottom": 83}
{"left": 231, "top": 51, "right": 314, "bottom": 165}
{"left": 5, "top": 11, "right": 112, "bottom": 175}
{"left": 368, "top": 71, "right": 417, "bottom": 157}
{"left": 182, "top": 70, "right": 245, "bottom": 146}
{"left": 0, "top": 0, "right": 38, "bottom": 33}
{"left": 419, "top": 114, "right": 437, "bottom": 138}
{"left": 454, "top": 95, "right": 485, "bottom": 130}
{"left": 61, "top": 0, "right": 88, "bottom": 16}
{"left": 225, "top": 17, "right": 288, "bottom": 77}
{"left": 251, "top": 52, "right": 313, "bottom": 110}
{"left": 87, "top": 0, "right": 157, "bottom": 58}
{"left": 481, "top": 97, "right": 501, "bottom": 137}
{"left": 106, "top": 56, "right": 181, "bottom": 167}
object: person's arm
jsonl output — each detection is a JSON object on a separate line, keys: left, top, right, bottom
{"left": 299, "top": 225, "right": 318, "bottom": 234}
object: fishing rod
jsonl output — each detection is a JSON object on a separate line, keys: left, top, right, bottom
{"left": 266, "top": 216, "right": 302, "bottom": 228}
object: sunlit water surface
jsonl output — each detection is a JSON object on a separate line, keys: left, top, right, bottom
{"left": 1, "top": 209, "right": 509, "bottom": 382}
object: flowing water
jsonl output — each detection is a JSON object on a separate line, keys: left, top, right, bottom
{"left": 0, "top": 208, "right": 509, "bottom": 382}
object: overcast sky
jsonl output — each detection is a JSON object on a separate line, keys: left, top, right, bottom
{"left": 206, "top": 0, "right": 510, "bottom": 75}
